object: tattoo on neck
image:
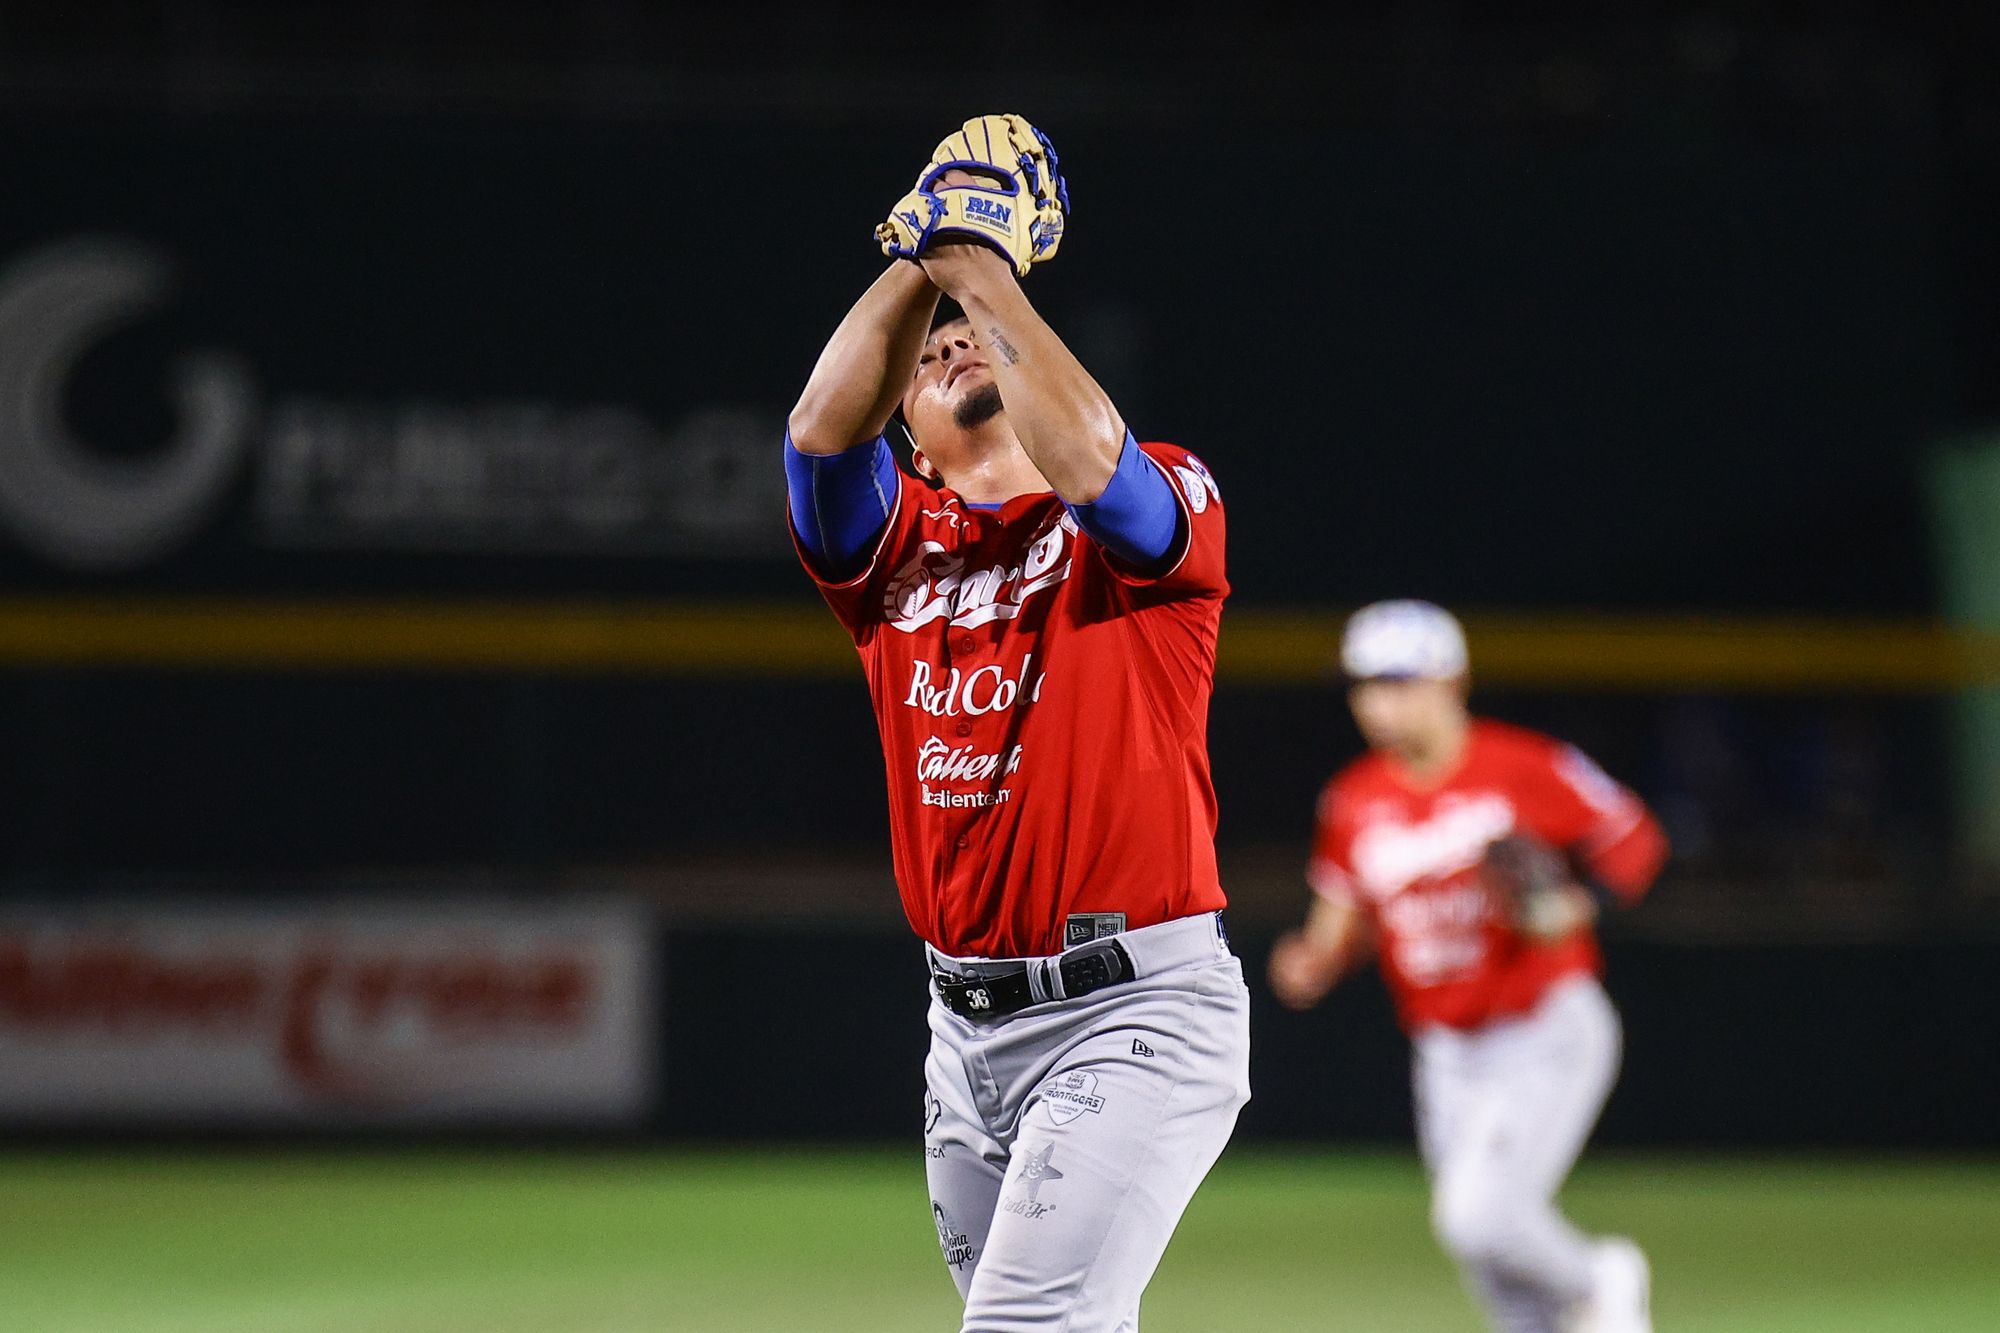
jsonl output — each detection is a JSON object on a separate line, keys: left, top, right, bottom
{"left": 988, "top": 327, "right": 1022, "bottom": 366}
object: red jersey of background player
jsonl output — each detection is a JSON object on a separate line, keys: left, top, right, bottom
{"left": 1308, "top": 719, "right": 1668, "bottom": 1030}
{"left": 800, "top": 439, "right": 1229, "bottom": 959}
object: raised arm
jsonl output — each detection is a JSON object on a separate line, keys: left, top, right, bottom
{"left": 789, "top": 262, "right": 942, "bottom": 456}
{"left": 918, "top": 242, "right": 1126, "bottom": 503}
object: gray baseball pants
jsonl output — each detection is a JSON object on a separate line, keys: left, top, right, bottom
{"left": 1414, "top": 974, "right": 1624, "bottom": 1333}
{"left": 923, "top": 912, "right": 1252, "bottom": 1333}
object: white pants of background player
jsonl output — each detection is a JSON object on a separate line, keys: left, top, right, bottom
{"left": 923, "top": 913, "right": 1252, "bottom": 1333}
{"left": 1414, "top": 974, "right": 1624, "bottom": 1333}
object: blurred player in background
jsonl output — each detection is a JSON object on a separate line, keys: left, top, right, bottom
{"left": 784, "top": 115, "right": 1249, "bottom": 1332}
{"left": 1269, "top": 600, "right": 1669, "bottom": 1333}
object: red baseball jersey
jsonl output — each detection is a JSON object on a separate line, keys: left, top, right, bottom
{"left": 1308, "top": 719, "right": 1667, "bottom": 1031}
{"left": 796, "top": 440, "right": 1229, "bottom": 959}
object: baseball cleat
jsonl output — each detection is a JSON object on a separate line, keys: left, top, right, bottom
{"left": 1579, "top": 1237, "right": 1652, "bottom": 1333}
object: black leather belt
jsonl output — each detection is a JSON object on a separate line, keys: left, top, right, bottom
{"left": 932, "top": 938, "right": 1135, "bottom": 1020}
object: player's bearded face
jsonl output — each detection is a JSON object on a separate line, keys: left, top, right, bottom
{"left": 953, "top": 381, "right": 1004, "bottom": 428}
{"left": 907, "top": 322, "right": 1005, "bottom": 445}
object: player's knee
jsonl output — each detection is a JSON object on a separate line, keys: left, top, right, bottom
{"left": 959, "top": 1306, "right": 1074, "bottom": 1333}
{"left": 1430, "top": 1184, "right": 1519, "bottom": 1269}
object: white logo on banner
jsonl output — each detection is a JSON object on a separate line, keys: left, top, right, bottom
{"left": 0, "top": 235, "right": 784, "bottom": 568}
{"left": 0, "top": 238, "right": 255, "bottom": 569}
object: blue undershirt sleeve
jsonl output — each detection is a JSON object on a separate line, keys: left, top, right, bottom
{"left": 785, "top": 433, "right": 899, "bottom": 580}
{"left": 1064, "top": 432, "right": 1180, "bottom": 571}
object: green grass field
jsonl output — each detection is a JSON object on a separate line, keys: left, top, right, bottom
{"left": 1, "top": 1148, "right": 1993, "bottom": 1332}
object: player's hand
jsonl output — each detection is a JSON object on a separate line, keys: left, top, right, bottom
{"left": 1513, "top": 881, "right": 1598, "bottom": 942}
{"left": 1267, "top": 929, "right": 1348, "bottom": 1011}
{"left": 1480, "top": 834, "right": 1599, "bottom": 943}
{"left": 917, "top": 237, "right": 1015, "bottom": 300}
{"left": 876, "top": 114, "right": 1068, "bottom": 277}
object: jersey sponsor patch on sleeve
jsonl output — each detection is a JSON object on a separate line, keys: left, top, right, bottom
{"left": 1171, "top": 454, "right": 1221, "bottom": 513}
{"left": 1111, "top": 442, "right": 1226, "bottom": 599}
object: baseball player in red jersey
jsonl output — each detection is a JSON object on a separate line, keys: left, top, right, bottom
{"left": 1269, "top": 601, "right": 1668, "bottom": 1333}
{"left": 784, "top": 116, "right": 1249, "bottom": 1332}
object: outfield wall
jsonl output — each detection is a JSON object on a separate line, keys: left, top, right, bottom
{"left": 657, "top": 923, "right": 1999, "bottom": 1152}
{"left": 2, "top": 901, "right": 1988, "bottom": 1148}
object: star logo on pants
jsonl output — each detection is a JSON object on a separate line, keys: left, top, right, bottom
{"left": 1019, "top": 1142, "right": 1065, "bottom": 1201}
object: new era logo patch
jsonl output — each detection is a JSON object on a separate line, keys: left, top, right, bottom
{"left": 1132, "top": 1038, "right": 1155, "bottom": 1058}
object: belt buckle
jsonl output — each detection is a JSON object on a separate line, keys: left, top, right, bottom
{"left": 1064, "top": 912, "right": 1126, "bottom": 948}
{"left": 1066, "top": 950, "right": 1115, "bottom": 992}
{"left": 1060, "top": 937, "right": 1132, "bottom": 997}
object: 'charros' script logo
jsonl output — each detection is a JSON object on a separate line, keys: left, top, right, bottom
{"left": 882, "top": 515, "right": 1076, "bottom": 632}
{"left": 905, "top": 655, "right": 1044, "bottom": 718}
{"left": 1351, "top": 795, "right": 1515, "bottom": 901}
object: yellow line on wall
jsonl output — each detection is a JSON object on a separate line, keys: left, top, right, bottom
{"left": 1228, "top": 612, "right": 1998, "bottom": 690}
{"left": 0, "top": 598, "right": 857, "bottom": 675}
{"left": 0, "top": 597, "right": 1992, "bottom": 689}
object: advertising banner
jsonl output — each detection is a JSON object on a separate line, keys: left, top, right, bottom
{"left": 0, "top": 899, "right": 655, "bottom": 1127}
